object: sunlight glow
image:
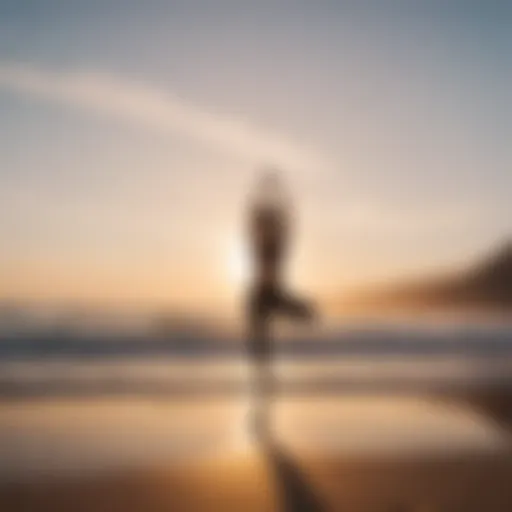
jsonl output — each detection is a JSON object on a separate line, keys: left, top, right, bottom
{"left": 226, "top": 238, "right": 251, "bottom": 288}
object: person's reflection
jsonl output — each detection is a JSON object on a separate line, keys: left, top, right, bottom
{"left": 264, "top": 442, "right": 327, "bottom": 512}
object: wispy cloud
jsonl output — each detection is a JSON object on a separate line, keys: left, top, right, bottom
{"left": 0, "top": 62, "right": 330, "bottom": 173}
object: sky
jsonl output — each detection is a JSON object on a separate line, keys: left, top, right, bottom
{"left": 0, "top": 1, "right": 510, "bottom": 313}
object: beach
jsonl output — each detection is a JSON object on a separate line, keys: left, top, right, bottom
{"left": 0, "top": 388, "right": 511, "bottom": 511}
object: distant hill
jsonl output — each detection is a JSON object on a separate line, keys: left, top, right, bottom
{"left": 341, "top": 240, "right": 512, "bottom": 312}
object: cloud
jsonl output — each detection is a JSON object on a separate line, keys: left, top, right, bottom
{"left": 0, "top": 62, "right": 330, "bottom": 173}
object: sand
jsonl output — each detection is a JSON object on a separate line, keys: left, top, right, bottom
{"left": 1, "top": 446, "right": 512, "bottom": 511}
{"left": 1, "top": 388, "right": 512, "bottom": 512}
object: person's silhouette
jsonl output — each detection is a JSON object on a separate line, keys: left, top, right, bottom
{"left": 247, "top": 169, "right": 314, "bottom": 442}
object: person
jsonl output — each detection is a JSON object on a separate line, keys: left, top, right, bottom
{"left": 247, "top": 169, "right": 314, "bottom": 442}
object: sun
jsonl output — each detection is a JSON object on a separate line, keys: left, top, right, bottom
{"left": 226, "top": 238, "right": 251, "bottom": 287}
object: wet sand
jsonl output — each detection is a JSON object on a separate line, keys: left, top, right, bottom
{"left": 1, "top": 447, "right": 512, "bottom": 511}
{"left": 1, "top": 389, "right": 511, "bottom": 511}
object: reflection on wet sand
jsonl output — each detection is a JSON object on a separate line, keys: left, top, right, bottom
{"left": 0, "top": 392, "right": 511, "bottom": 510}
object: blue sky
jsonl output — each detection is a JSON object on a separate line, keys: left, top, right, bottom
{"left": 0, "top": 1, "right": 510, "bottom": 308}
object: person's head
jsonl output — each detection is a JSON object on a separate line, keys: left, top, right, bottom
{"left": 254, "top": 166, "right": 287, "bottom": 207}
